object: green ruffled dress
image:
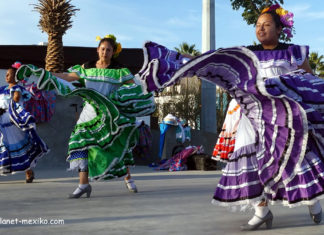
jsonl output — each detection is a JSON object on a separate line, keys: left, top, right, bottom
{"left": 16, "top": 64, "right": 155, "bottom": 180}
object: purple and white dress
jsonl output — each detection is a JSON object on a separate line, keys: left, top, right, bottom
{"left": 0, "top": 85, "right": 49, "bottom": 175}
{"left": 211, "top": 43, "right": 324, "bottom": 210}
{"left": 136, "top": 41, "right": 324, "bottom": 209}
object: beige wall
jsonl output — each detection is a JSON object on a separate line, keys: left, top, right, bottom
{"left": 0, "top": 69, "right": 6, "bottom": 86}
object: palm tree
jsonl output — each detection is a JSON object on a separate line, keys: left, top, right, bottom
{"left": 309, "top": 52, "right": 324, "bottom": 77}
{"left": 174, "top": 42, "right": 201, "bottom": 56}
{"left": 319, "top": 64, "right": 324, "bottom": 78}
{"left": 33, "top": 0, "right": 79, "bottom": 72}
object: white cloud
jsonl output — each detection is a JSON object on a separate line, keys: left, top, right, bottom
{"left": 304, "top": 11, "right": 324, "bottom": 19}
{"left": 0, "top": 19, "right": 16, "bottom": 26}
{"left": 166, "top": 10, "right": 200, "bottom": 28}
{"left": 287, "top": 3, "right": 311, "bottom": 15}
{"left": 287, "top": 3, "right": 324, "bottom": 20}
{"left": 127, "top": 24, "right": 181, "bottom": 48}
{"left": 115, "top": 34, "right": 133, "bottom": 42}
{"left": 167, "top": 17, "right": 192, "bottom": 27}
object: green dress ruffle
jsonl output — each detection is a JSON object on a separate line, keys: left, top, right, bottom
{"left": 16, "top": 64, "right": 155, "bottom": 180}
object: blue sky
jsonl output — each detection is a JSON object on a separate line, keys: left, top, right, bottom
{"left": 0, "top": 0, "right": 323, "bottom": 55}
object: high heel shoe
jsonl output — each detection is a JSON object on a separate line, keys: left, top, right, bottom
{"left": 25, "top": 169, "right": 35, "bottom": 183}
{"left": 240, "top": 210, "right": 273, "bottom": 231}
{"left": 68, "top": 184, "right": 92, "bottom": 199}
{"left": 125, "top": 179, "right": 138, "bottom": 193}
{"left": 309, "top": 208, "right": 322, "bottom": 224}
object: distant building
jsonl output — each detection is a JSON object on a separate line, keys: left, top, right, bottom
{"left": 0, "top": 45, "right": 143, "bottom": 74}
{"left": 38, "top": 42, "right": 48, "bottom": 46}
{"left": 0, "top": 44, "right": 154, "bottom": 126}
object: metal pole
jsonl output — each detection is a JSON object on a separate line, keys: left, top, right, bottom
{"left": 201, "top": 0, "right": 217, "bottom": 133}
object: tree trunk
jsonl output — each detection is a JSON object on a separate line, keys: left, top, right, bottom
{"left": 46, "top": 33, "right": 65, "bottom": 72}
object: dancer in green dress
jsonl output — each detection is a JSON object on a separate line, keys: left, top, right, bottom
{"left": 16, "top": 34, "right": 155, "bottom": 198}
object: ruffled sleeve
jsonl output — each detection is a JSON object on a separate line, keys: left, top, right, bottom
{"left": 67, "top": 64, "right": 134, "bottom": 84}
{"left": 288, "top": 44, "right": 309, "bottom": 67}
{"left": 10, "top": 85, "right": 31, "bottom": 102}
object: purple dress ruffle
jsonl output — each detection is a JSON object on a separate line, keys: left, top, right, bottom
{"left": 0, "top": 85, "right": 49, "bottom": 174}
{"left": 136, "top": 41, "right": 324, "bottom": 208}
{"left": 23, "top": 83, "right": 56, "bottom": 123}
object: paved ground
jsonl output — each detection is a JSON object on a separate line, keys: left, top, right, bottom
{"left": 0, "top": 166, "right": 323, "bottom": 235}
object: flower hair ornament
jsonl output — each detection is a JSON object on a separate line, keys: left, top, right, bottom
{"left": 11, "top": 61, "right": 28, "bottom": 84}
{"left": 12, "top": 61, "right": 22, "bottom": 69}
{"left": 96, "top": 34, "right": 122, "bottom": 58}
{"left": 261, "top": 4, "right": 294, "bottom": 39}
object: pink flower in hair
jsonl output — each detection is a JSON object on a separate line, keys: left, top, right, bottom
{"left": 268, "top": 4, "right": 280, "bottom": 12}
{"left": 12, "top": 61, "right": 22, "bottom": 69}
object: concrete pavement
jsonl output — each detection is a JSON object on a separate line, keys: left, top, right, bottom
{"left": 0, "top": 166, "right": 323, "bottom": 235}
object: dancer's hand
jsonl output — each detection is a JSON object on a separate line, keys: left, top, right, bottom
{"left": 265, "top": 78, "right": 287, "bottom": 96}
{"left": 265, "top": 77, "right": 301, "bottom": 101}
{"left": 182, "top": 54, "right": 195, "bottom": 59}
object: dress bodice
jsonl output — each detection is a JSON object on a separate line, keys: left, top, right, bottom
{"left": 247, "top": 43, "right": 309, "bottom": 78}
{"left": 0, "top": 85, "right": 30, "bottom": 109}
{"left": 83, "top": 78, "right": 121, "bottom": 96}
{"left": 68, "top": 63, "right": 134, "bottom": 97}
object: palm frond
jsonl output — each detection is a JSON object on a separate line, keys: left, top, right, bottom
{"left": 32, "top": 0, "right": 79, "bottom": 35}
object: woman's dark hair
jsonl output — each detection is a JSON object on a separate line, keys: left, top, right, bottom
{"left": 8, "top": 67, "right": 17, "bottom": 73}
{"left": 259, "top": 10, "right": 283, "bottom": 29}
{"left": 97, "top": 38, "right": 117, "bottom": 52}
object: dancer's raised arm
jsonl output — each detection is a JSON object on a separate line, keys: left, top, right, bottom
{"left": 51, "top": 72, "right": 80, "bottom": 82}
